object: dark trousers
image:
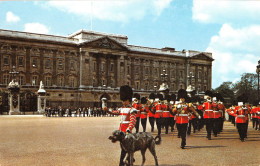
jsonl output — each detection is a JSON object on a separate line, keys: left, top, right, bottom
{"left": 187, "top": 119, "right": 197, "bottom": 134}
{"left": 205, "top": 118, "right": 213, "bottom": 139}
{"left": 213, "top": 118, "right": 219, "bottom": 136}
{"left": 149, "top": 117, "right": 155, "bottom": 132}
{"left": 135, "top": 117, "right": 140, "bottom": 133}
{"left": 237, "top": 123, "right": 247, "bottom": 141}
{"left": 156, "top": 118, "right": 164, "bottom": 136}
{"left": 177, "top": 123, "right": 188, "bottom": 147}
{"left": 141, "top": 118, "right": 147, "bottom": 132}
{"left": 252, "top": 118, "right": 258, "bottom": 129}
{"left": 220, "top": 117, "right": 224, "bottom": 131}
{"left": 164, "top": 118, "right": 171, "bottom": 134}
{"left": 169, "top": 117, "right": 175, "bottom": 132}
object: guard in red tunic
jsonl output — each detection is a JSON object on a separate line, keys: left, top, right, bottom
{"left": 171, "top": 89, "right": 200, "bottom": 149}
{"left": 212, "top": 97, "right": 220, "bottom": 137}
{"left": 103, "top": 85, "right": 137, "bottom": 166}
{"left": 133, "top": 93, "right": 141, "bottom": 133}
{"left": 162, "top": 95, "right": 171, "bottom": 134}
{"left": 140, "top": 97, "right": 149, "bottom": 132}
{"left": 250, "top": 106, "right": 257, "bottom": 130}
{"left": 152, "top": 93, "right": 164, "bottom": 137}
{"left": 203, "top": 92, "right": 214, "bottom": 140}
{"left": 169, "top": 94, "right": 176, "bottom": 132}
{"left": 218, "top": 101, "right": 225, "bottom": 132}
{"left": 148, "top": 93, "right": 155, "bottom": 132}
{"left": 235, "top": 102, "right": 249, "bottom": 142}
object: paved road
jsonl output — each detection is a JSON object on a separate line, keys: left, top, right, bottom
{"left": 0, "top": 116, "right": 259, "bottom": 166}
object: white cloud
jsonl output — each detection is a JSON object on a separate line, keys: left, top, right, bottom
{"left": 207, "top": 24, "right": 260, "bottom": 88}
{"left": 6, "top": 11, "right": 20, "bottom": 23}
{"left": 192, "top": 0, "right": 260, "bottom": 23}
{"left": 24, "top": 23, "right": 49, "bottom": 34}
{"left": 41, "top": 0, "right": 172, "bottom": 22}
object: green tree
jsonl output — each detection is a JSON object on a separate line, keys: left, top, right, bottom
{"left": 214, "top": 82, "right": 235, "bottom": 106}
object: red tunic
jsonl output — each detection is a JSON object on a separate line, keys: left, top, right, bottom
{"left": 140, "top": 106, "right": 149, "bottom": 119}
{"left": 154, "top": 104, "right": 163, "bottom": 118}
{"left": 235, "top": 109, "right": 248, "bottom": 123}
{"left": 203, "top": 102, "right": 214, "bottom": 118}
{"left": 133, "top": 103, "right": 141, "bottom": 118}
{"left": 109, "top": 106, "right": 137, "bottom": 133}
{"left": 162, "top": 104, "right": 170, "bottom": 118}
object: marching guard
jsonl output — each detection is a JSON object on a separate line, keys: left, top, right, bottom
{"left": 140, "top": 97, "right": 149, "bottom": 132}
{"left": 234, "top": 102, "right": 249, "bottom": 142}
{"left": 203, "top": 94, "right": 214, "bottom": 140}
{"left": 133, "top": 93, "right": 141, "bottom": 133}
{"left": 148, "top": 93, "right": 155, "bottom": 132}
{"left": 171, "top": 89, "right": 200, "bottom": 149}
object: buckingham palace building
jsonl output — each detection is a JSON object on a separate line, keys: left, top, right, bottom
{"left": 0, "top": 29, "right": 213, "bottom": 109}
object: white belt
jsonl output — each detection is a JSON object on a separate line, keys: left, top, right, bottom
{"left": 164, "top": 111, "right": 170, "bottom": 112}
{"left": 156, "top": 110, "right": 162, "bottom": 112}
{"left": 213, "top": 111, "right": 219, "bottom": 113}
{"left": 237, "top": 115, "right": 245, "bottom": 117}
{"left": 141, "top": 112, "right": 147, "bottom": 114}
{"left": 122, "top": 121, "right": 130, "bottom": 124}
{"left": 205, "top": 110, "right": 213, "bottom": 111}
{"left": 178, "top": 114, "right": 188, "bottom": 116}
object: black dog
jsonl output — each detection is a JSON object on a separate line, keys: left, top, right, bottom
{"left": 109, "top": 130, "right": 160, "bottom": 166}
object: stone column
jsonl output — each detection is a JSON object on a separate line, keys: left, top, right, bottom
{"left": 8, "top": 81, "right": 20, "bottom": 115}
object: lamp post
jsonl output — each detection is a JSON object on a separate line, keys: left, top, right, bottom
{"left": 187, "top": 72, "right": 195, "bottom": 88}
{"left": 160, "top": 69, "right": 168, "bottom": 83}
{"left": 256, "top": 60, "right": 260, "bottom": 103}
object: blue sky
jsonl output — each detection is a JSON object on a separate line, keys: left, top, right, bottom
{"left": 0, "top": 0, "right": 260, "bottom": 89}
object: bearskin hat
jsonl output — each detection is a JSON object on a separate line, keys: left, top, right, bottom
{"left": 177, "top": 89, "right": 187, "bottom": 101}
{"left": 165, "top": 94, "right": 171, "bottom": 102}
{"left": 205, "top": 90, "right": 213, "bottom": 97}
{"left": 141, "top": 97, "right": 147, "bottom": 104}
{"left": 120, "top": 85, "right": 133, "bottom": 101}
{"left": 149, "top": 93, "right": 155, "bottom": 100}
{"left": 133, "top": 93, "right": 141, "bottom": 100}
{"left": 157, "top": 94, "right": 164, "bottom": 101}
{"left": 170, "top": 94, "right": 176, "bottom": 101}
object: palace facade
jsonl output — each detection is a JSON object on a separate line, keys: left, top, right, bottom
{"left": 0, "top": 29, "right": 213, "bottom": 108}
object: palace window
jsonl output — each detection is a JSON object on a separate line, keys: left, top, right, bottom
{"left": 18, "top": 57, "right": 24, "bottom": 66}
{"left": 70, "top": 78, "right": 75, "bottom": 87}
{"left": 45, "top": 59, "right": 50, "bottom": 69}
{"left": 32, "top": 58, "right": 37, "bottom": 67}
{"left": 171, "top": 83, "right": 175, "bottom": 91}
{"left": 19, "top": 76, "right": 24, "bottom": 85}
{"left": 135, "top": 66, "right": 139, "bottom": 74}
{"left": 58, "top": 77, "right": 63, "bottom": 87}
{"left": 45, "top": 77, "right": 51, "bottom": 86}
{"left": 92, "top": 79, "right": 95, "bottom": 87}
{"left": 204, "top": 85, "right": 207, "bottom": 91}
{"left": 198, "top": 71, "right": 201, "bottom": 79}
{"left": 145, "top": 82, "right": 149, "bottom": 90}
{"left": 4, "top": 56, "right": 9, "bottom": 66}
{"left": 93, "top": 62, "right": 96, "bottom": 72}
{"left": 70, "top": 61, "right": 75, "bottom": 70}
{"left": 102, "top": 80, "right": 106, "bottom": 86}
{"left": 110, "top": 63, "right": 114, "bottom": 72}
{"left": 136, "top": 82, "right": 139, "bottom": 90}
{"left": 101, "top": 63, "right": 105, "bottom": 72}
{"left": 154, "top": 68, "right": 158, "bottom": 77}
{"left": 110, "top": 80, "right": 114, "bottom": 87}
{"left": 32, "top": 76, "right": 37, "bottom": 86}
{"left": 3, "top": 75, "right": 9, "bottom": 84}
{"left": 204, "top": 72, "right": 208, "bottom": 79}
{"left": 180, "top": 84, "right": 183, "bottom": 89}
{"left": 145, "top": 67, "right": 149, "bottom": 75}
{"left": 58, "top": 60, "right": 63, "bottom": 69}
{"left": 127, "top": 66, "right": 130, "bottom": 75}
{"left": 179, "top": 71, "right": 183, "bottom": 78}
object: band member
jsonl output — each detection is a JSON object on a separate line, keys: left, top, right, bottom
{"left": 171, "top": 89, "right": 200, "bottom": 149}
{"left": 235, "top": 102, "right": 249, "bottom": 142}
{"left": 162, "top": 95, "right": 171, "bottom": 134}
{"left": 148, "top": 93, "right": 155, "bottom": 132}
{"left": 152, "top": 94, "right": 164, "bottom": 137}
{"left": 169, "top": 94, "right": 176, "bottom": 132}
{"left": 203, "top": 91, "right": 214, "bottom": 140}
{"left": 103, "top": 85, "right": 137, "bottom": 166}
{"left": 218, "top": 101, "right": 225, "bottom": 132}
{"left": 140, "top": 97, "right": 149, "bottom": 132}
{"left": 133, "top": 93, "right": 141, "bottom": 133}
{"left": 212, "top": 97, "right": 220, "bottom": 137}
